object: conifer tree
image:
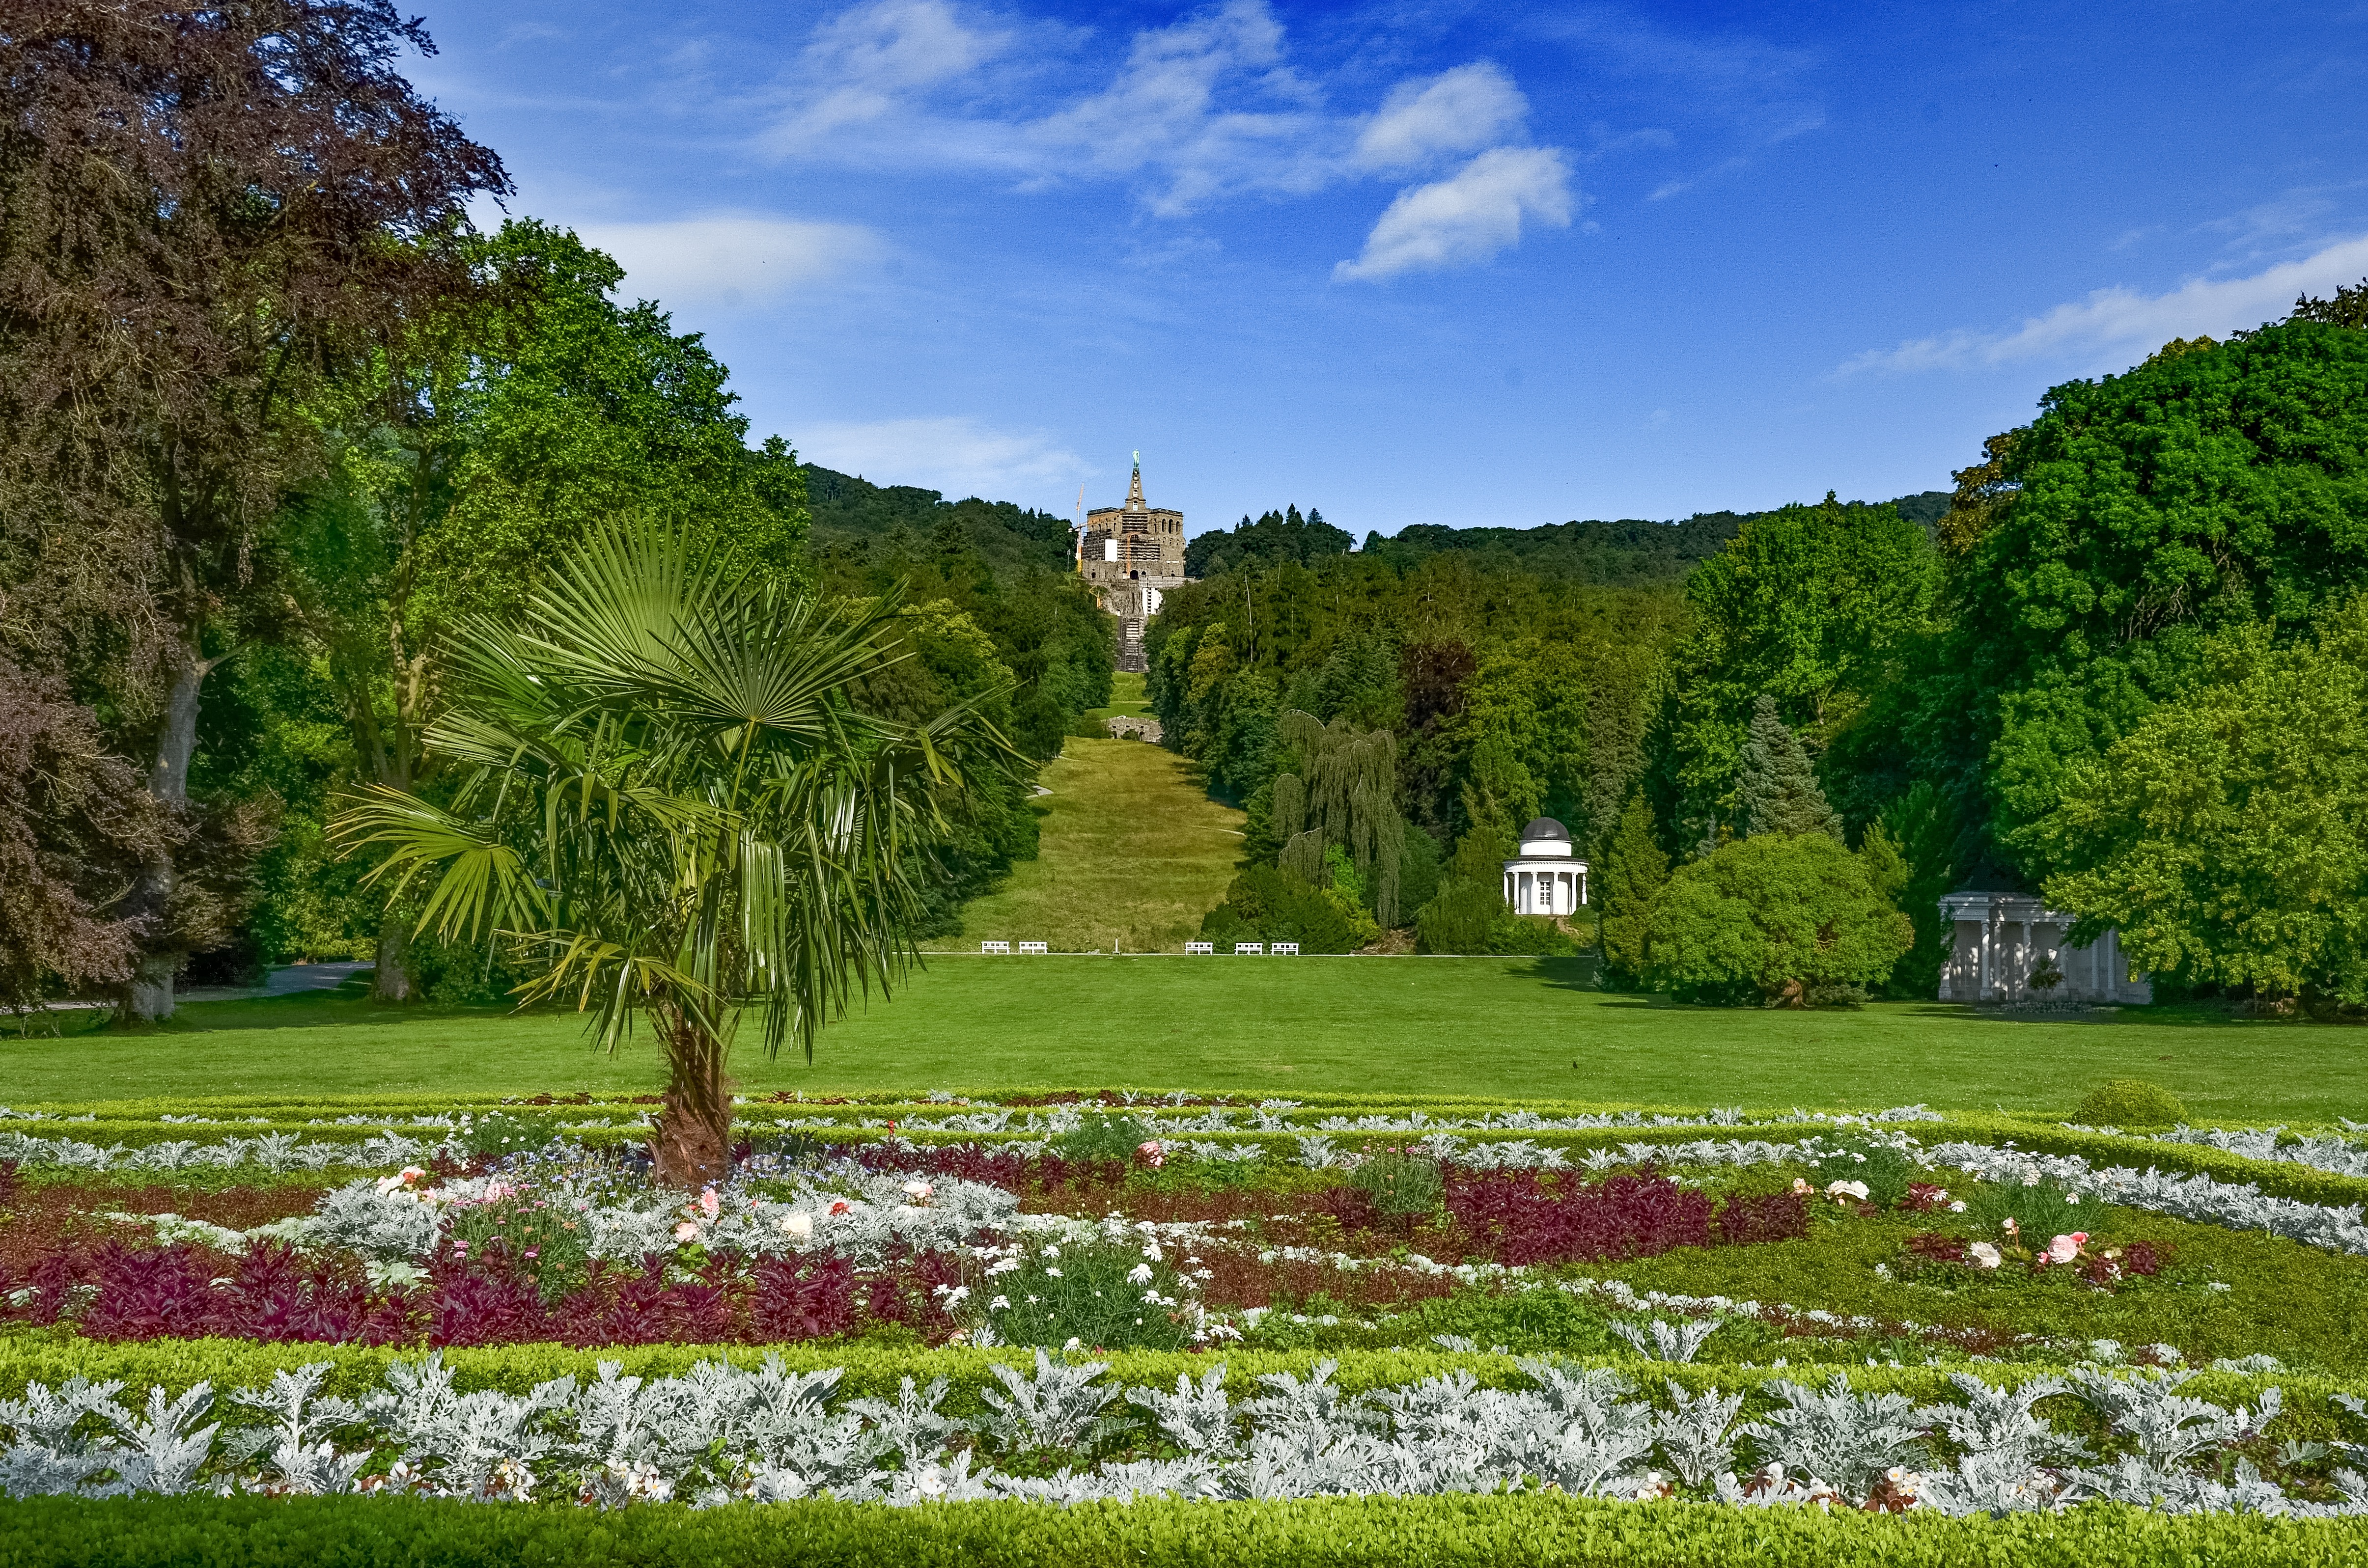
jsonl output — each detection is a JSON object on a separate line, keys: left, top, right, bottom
{"left": 1599, "top": 792, "right": 1669, "bottom": 986}
{"left": 1736, "top": 695, "right": 1842, "bottom": 839}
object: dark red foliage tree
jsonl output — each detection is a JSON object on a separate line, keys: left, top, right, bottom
{"left": 0, "top": 1, "right": 508, "bottom": 1017}
{"left": 0, "top": 657, "right": 167, "bottom": 1011}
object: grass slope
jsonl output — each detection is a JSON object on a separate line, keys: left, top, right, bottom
{"left": 1081, "top": 670, "right": 1153, "bottom": 722}
{"left": 16, "top": 960, "right": 2365, "bottom": 1121}
{"left": 930, "top": 735, "right": 1241, "bottom": 954}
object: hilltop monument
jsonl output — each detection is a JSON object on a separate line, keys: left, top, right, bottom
{"left": 1079, "top": 453, "right": 1190, "bottom": 671}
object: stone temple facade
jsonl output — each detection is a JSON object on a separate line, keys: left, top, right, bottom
{"left": 1080, "top": 455, "right": 1190, "bottom": 671}
{"left": 1935, "top": 889, "right": 2151, "bottom": 1005}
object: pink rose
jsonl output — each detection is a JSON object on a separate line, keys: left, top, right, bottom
{"left": 2044, "top": 1233, "right": 2085, "bottom": 1265}
{"left": 698, "top": 1187, "right": 721, "bottom": 1220}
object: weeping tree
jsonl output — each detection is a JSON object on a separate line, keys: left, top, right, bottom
{"left": 334, "top": 523, "right": 1013, "bottom": 1186}
{"left": 1270, "top": 710, "right": 1405, "bottom": 925}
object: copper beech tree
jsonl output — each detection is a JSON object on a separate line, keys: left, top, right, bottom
{"left": 0, "top": 0, "right": 507, "bottom": 1017}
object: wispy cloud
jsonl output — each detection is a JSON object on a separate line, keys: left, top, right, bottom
{"left": 759, "top": 0, "right": 1572, "bottom": 273}
{"left": 772, "top": 0, "right": 1018, "bottom": 146}
{"left": 1336, "top": 147, "right": 1574, "bottom": 281}
{"left": 1541, "top": 8, "right": 1822, "bottom": 200}
{"left": 573, "top": 213, "right": 887, "bottom": 309}
{"left": 1353, "top": 63, "right": 1528, "bottom": 171}
{"left": 800, "top": 415, "right": 1088, "bottom": 498}
{"left": 1840, "top": 231, "right": 2368, "bottom": 375}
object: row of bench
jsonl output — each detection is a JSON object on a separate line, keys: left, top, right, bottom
{"left": 976, "top": 941, "right": 1301, "bottom": 955}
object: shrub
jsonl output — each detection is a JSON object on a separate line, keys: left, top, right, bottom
{"left": 1640, "top": 834, "right": 1914, "bottom": 1006}
{"left": 1202, "top": 865, "right": 1372, "bottom": 953}
{"left": 1347, "top": 1151, "right": 1444, "bottom": 1216}
{"left": 2073, "top": 1079, "right": 2188, "bottom": 1129}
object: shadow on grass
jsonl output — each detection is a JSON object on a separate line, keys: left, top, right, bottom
{"left": 155, "top": 992, "right": 524, "bottom": 1034}
{"left": 1515, "top": 955, "right": 1608, "bottom": 993}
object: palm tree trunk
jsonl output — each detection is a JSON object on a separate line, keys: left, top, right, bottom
{"left": 651, "top": 1010, "right": 732, "bottom": 1188}
{"left": 371, "top": 911, "right": 418, "bottom": 1003}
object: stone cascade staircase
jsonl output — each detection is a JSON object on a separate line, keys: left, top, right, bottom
{"left": 1116, "top": 616, "right": 1147, "bottom": 673}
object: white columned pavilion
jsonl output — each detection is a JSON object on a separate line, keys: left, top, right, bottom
{"left": 1501, "top": 817, "right": 1590, "bottom": 917}
{"left": 1934, "top": 889, "right": 2150, "bottom": 1004}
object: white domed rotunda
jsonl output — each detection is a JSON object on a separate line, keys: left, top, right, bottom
{"left": 1502, "top": 817, "right": 1588, "bottom": 917}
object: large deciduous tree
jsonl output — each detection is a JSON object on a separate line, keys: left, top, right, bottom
{"left": 1933, "top": 321, "right": 2368, "bottom": 885}
{"left": 1649, "top": 495, "right": 1940, "bottom": 844}
{"left": 336, "top": 523, "right": 1014, "bottom": 1186}
{"left": 0, "top": 0, "right": 507, "bottom": 1017}
{"left": 0, "top": 658, "right": 169, "bottom": 1012}
{"left": 2037, "top": 602, "right": 2368, "bottom": 1008}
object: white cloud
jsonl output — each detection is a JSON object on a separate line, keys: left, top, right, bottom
{"left": 774, "top": 0, "right": 1014, "bottom": 146}
{"left": 572, "top": 213, "right": 886, "bottom": 309}
{"left": 764, "top": 0, "right": 1556, "bottom": 221}
{"left": 1353, "top": 63, "right": 1527, "bottom": 170}
{"left": 1842, "top": 232, "right": 2368, "bottom": 375}
{"left": 1335, "top": 147, "right": 1574, "bottom": 282}
{"left": 799, "top": 416, "right": 1088, "bottom": 498}
{"left": 760, "top": 0, "right": 1578, "bottom": 270}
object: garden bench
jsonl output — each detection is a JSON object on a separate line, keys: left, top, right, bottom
{"left": 1018, "top": 941, "right": 1048, "bottom": 954}
{"left": 1269, "top": 942, "right": 1300, "bottom": 955}
{"left": 1234, "top": 942, "right": 1264, "bottom": 955}
{"left": 1184, "top": 941, "right": 1213, "bottom": 954}
{"left": 980, "top": 941, "right": 1011, "bottom": 954}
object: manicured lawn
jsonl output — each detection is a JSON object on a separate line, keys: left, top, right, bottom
{"left": 929, "top": 734, "right": 1243, "bottom": 954}
{"left": 12, "top": 957, "right": 2364, "bottom": 1123}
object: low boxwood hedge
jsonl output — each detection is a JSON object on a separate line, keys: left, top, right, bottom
{"left": 3, "top": 1492, "right": 2364, "bottom": 1568}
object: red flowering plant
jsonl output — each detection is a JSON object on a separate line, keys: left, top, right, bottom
{"left": 1894, "top": 1174, "right": 2169, "bottom": 1291}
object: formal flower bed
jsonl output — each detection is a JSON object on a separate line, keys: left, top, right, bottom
{"left": 7, "top": 1092, "right": 2368, "bottom": 1528}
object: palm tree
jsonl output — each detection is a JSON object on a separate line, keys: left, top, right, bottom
{"left": 333, "top": 522, "right": 1012, "bottom": 1186}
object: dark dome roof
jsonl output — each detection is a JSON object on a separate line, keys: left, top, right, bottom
{"left": 1519, "top": 817, "right": 1570, "bottom": 842}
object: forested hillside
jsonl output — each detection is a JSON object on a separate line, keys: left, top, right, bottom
{"left": 804, "top": 464, "right": 1078, "bottom": 579}
{"left": 1154, "top": 300, "right": 2368, "bottom": 1010}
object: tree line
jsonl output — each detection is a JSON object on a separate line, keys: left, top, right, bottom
{"left": 1152, "top": 300, "right": 2368, "bottom": 1012}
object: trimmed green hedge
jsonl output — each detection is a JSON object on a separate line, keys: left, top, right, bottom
{"left": 8, "top": 1336, "right": 2364, "bottom": 1429}
{"left": 4, "top": 1492, "right": 2365, "bottom": 1568}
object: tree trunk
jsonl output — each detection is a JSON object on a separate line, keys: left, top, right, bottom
{"left": 650, "top": 1012, "right": 733, "bottom": 1188}
{"left": 372, "top": 911, "right": 418, "bottom": 1003}
{"left": 119, "top": 633, "right": 211, "bottom": 1023}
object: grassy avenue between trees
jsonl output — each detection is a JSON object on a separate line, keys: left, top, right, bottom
{"left": 15, "top": 963, "right": 2364, "bottom": 1124}
{"left": 927, "top": 733, "right": 1246, "bottom": 956}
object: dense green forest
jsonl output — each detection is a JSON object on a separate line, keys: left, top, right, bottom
{"left": 804, "top": 464, "right": 1079, "bottom": 579}
{"left": 1155, "top": 307, "right": 2368, "bottom": 1011}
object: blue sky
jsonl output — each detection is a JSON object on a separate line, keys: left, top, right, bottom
{"left": 410, "top": 1, "right": 2368, "bottom": 536}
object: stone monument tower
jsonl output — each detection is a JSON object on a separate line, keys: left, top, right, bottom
{"left": 1078, "top": 454, "right": 1190, "bottom": 671}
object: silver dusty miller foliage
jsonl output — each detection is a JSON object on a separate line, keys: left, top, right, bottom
{"left": 7, "top": 1354, "right": 2368, "bottom": 1517}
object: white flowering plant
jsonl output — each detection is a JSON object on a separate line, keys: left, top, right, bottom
{"left": 966, "top": 1229, "right": 1205, "bottom": 1351}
